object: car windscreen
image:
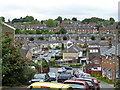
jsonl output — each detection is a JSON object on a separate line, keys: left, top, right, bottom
{"left": 58, "top": 74, "right": 71, "bottom": 79}
{"left": 48, "top": 73, "right": 55, "bottom": 76}
{"left": 86, "top": 81, "right": 93, "bottom": 86}
{"left": 75, "top": 79, "right": 93, "bottom": 86}
{"left": 93, "top": 79, "right": 96, "bottom": 83}
{"left": 33, "top": 74, "right": 45, "bottom": 79}
{"left": 64, "top": 82, "right": 85, "bottom": 89}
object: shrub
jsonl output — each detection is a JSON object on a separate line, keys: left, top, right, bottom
{"left": 50, "top": 58, "right": 55, "bottom": 62}
{"left": 55, "top": 55, "right": 62, "bottom": 60}
{"left": 91, "top": 35, "right": 96, "bottom": 40}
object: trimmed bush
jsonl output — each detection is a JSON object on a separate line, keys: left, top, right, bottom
{"left": 55, "top": 55, "right": 62, "bottom": 60}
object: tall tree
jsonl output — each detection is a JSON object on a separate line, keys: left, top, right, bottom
{"left": 0, "top": 16, "right": 5, "bottom": 22}
{"left": 29, "top": 37, "right": 34, "bottom": 41}
{"left": 56, "top": 16, "right": 62, "bottom": 23}
{"left": 91, "top": 35, "right": 96, "bottom": 40}
{"left": 109, "top": 17, "right": 115, "bottom": 25}
{"left": 59, "top": 27, "right": 67, "bottom": 34}
{"left": 72, "top": 17, "right": 77, "bottom": 21}
{"left": 63, "top": 35, "right": 67, "bottom": 40}
{"left": 2, "top": 36, "right": 35, "bottom": 86}
{"left": 45, "top": 19, "right": 58, "bottom": 27}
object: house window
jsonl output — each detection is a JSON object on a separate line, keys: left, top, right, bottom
{"left": 116, "top": 70, "right": 119, "bottom": 78}
{"left": 102, "top": 68, "right": 106, "bottom": 77}
{"left": 107, "top": 69, "right": 112, "bottom": 80}
{"left": 94, "top": 60, "right": 99, "bottom": 64}
{"left": 106, "top": 56, "right": 108, "bottom": 63}
{"left": 113, "top": 56, "right": 115, "bottom": 63}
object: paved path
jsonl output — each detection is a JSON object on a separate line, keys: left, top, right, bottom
{"left": 100, "top": 81, "right": 115, "bottom": 90}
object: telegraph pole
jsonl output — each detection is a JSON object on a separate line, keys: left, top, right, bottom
{"left": 114, "top": 24, "right": 118, "bottom": 87}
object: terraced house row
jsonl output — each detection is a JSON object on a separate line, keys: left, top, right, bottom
{"left": 7, "top": 20, "right": 117, "bottom": 34}
{"left": 15, "top": 34, "right": 119, "bottom": 41}
{"left": 101, "top": 44, "right": 120, "bottom": 82}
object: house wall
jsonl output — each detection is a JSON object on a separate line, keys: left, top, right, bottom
{"left": 101, "top": 55, "right": 120, "bottom": 82}
{"left": 63, "top": 52, "right": 78, "bottom": 61}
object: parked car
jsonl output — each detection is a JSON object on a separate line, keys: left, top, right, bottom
{"left": 41, "top": 51, "right": 44, "bottom": 55}
{"left": 48, "top": 72, "right": 56, "bottom": 81}
{"left": 74, "top": 69, "right": 84, "bottom": 77}
{"left": 49, "top": 50, "right": 52, "bottom": 53}
{"left": 58, "top": 67, "right": 67, "bottom": 73}
{"left": 44, "top": 54, "right": 48, "bottom": 57}
{"left": 87, "top": 77, "right": 100, "bottom": 90}
{"left": 61, "top": 65, "right": 72, "bottom": 70}
{"left": 75, "top": 77, "right": 96, "bottom": 90}
{"left": 27, "top": 82, "right": 73, "bottom": 90}
{"left": 64, "top": 80, "right": 89, "bottom": 90}
{"left": 55, "top": 50, "right": 59, "bottom": 54}
{"left": 51, "top": 53, "right": 55, "bottom": 58}
{"left": 57, "top": 72, "right": 73, "bottom": 82}
{"left": 29, "top": 74, "right": 51, "bottom": 84}
{"left": 80, "top": 73, "right": 91, "bottom": 78}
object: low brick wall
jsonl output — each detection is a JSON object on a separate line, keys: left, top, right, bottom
{"left": 36, "top": 67, "right": 49, "bottom": 73}
{"left": 86, "top": 69, "right": 102, "bottom": 76}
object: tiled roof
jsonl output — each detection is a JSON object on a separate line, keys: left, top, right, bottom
{"left": 63, "top": 45, "right": 82, "bottom": 53}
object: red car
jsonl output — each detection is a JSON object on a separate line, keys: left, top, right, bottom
{"left": 64, "top": 80, "right": 89, "bottom": 90}
{"left": 87, "top": 77, "right": 100, "bottom": 90}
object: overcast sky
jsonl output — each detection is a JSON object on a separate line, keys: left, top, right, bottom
{"left": 0, "top": 0, "right": 120, "bottom": 22}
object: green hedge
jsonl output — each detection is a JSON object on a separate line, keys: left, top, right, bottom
{"left": 55, "top": 55, "right": 62, "bottom": 60}
{"left": 93, "top": 74, "right": 114, "bottom": 84}
{"left": 55, "top": 63, "right": 82, "bottom": 67}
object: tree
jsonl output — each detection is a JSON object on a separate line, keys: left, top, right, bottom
{"left": 101, "top": 37, "right": 105, "bottom": 40}
{"left": 63, "top": 35, "right": 67, "bottom": 40}
{"left": 38, "top": 36, "right": 44, "bottom": 40}
{"left": 95, "top": 24, "right": 102, "bottom": 30}
{"left": 36, "top": 29, "right": 42, "bottom": 34}
{"left": 29, "top": 37, "right": 34, "bottom": 41}
{"left": 2, "top": 36, "right": 36, "bottom": 86}
{"left": 61, "top": 43, "right": 64, "bottom": 50}
{"left": 59, "top": 27, "right": 67, "bottom": 34}
{"left": 109, "top": 17, "right": 115, "bottom": 25}
{"left": 12, "top": 18, "right": 21, "bottom": 23}
{"left": 0, "top": 16, "right": 5, "bottom": 22}
{"left": 91, "top": 35, "right": 96, "bottom": 40}
{"left": 23, "top": 16, "right": 34, "bottom": 22}
{"left": 45, "top": 19, "right": 58, "bottom": 27}
{"left": 64, "top": 18, "right": 67, "bottom": 21}
{"left": 72, "top": 17, "right": 77, "bottom": 21}
{"left": 15, "top": 28, "right": 22, "bottom": 34}
{"left": 56, "top": 16, "right": 62, "bottom": 23}
{"left": 76, "top": 35, "right": 79, "bottom": 40}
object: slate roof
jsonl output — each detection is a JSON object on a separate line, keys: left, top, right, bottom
{"left": 101, "top": 43, "right": 120, "bottom": 56}
{"left": 63, "top": 45, "right": 82, "bottom": 53}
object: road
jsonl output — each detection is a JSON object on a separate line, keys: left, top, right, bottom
{"left": 50, "top": 67, "right": 115, "bottom": 89}
{"left": 2, "top": 67, "right": 115, "bottom": 89}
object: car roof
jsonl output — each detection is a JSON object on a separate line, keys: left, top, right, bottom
{"left": 64, "top": 80, "right": 86, "bottom": 84}
{"left": 86, "top": 77, "right": 97, "bottom": 79}
{"left": 75, "top": 78, "right": 92, "bottom": 81}
{"left": 27, "top": 82, "right": 72, "bottom": 88}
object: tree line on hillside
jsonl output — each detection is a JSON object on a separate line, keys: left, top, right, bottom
{"left": 15, "top": 27, "right": 67, "bottom": 34}
{"left": 1, "top": 16, "right": 115, "bottom": 24}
